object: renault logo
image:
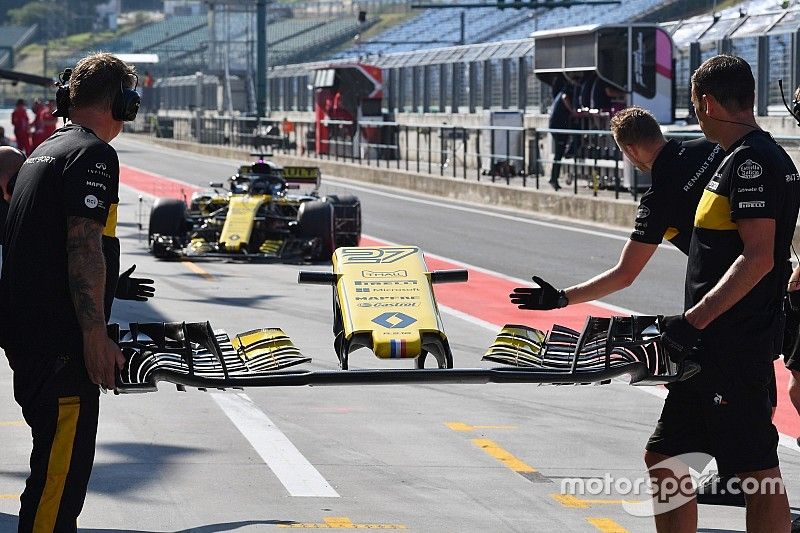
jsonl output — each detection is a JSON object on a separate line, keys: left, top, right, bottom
{"left": 371, "top": 312, "right": 417, "bottom": 329}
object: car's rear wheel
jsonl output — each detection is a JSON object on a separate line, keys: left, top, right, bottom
{"left": 297, "top": 200, "right": 335, "bottom": 261}
{"left": 325, "top": 194, "right": 361, "bottom": 247}
{"left": 149, "top": 198, "right": 188, "bottom": 257}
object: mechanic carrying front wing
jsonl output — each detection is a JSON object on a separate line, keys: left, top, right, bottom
{"left": 0, "top": 53, "right": 152, "bottom": 533}
{"left": 509, "top": 105, "right": 756, "bottom": 504}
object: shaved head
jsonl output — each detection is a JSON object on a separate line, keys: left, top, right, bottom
{"left": 0, "top": 146, "right": 25, "bottom": 201}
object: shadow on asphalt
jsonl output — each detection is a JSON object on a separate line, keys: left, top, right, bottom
{"left": 0, "top": 512, "right": 296, "bottom": 532}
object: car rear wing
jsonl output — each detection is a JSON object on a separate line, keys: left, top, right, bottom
{"left": 110, "top": 316, "right": 698, "bottom": 393}
{"left": 282, "top": 166, "right": 321, "bottom": 189}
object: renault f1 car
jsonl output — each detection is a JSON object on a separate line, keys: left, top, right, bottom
{"left": 148, "top": 155, "right": 361, "bottom": 261}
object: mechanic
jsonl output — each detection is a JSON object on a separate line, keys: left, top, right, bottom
{"left": 649, "top": 55, "right": 796, "bottom": 533}
{"left": 548, "top": 81, "right": 577, "bottom": 191}
{"left": 783, "top": 85, "right": 800, "bottom": 437}
{"left": 512, "top": 104, "right": 780, "bottom": 507}
{"left": 11, "top": 99, "right": 30, "bottom": 155}
{"left": 0, "top": 53, "right": 148, "bottom": 533}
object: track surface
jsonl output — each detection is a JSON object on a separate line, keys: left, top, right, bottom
{"left": 0, "top": 135, "right": 798, "bottom": 532}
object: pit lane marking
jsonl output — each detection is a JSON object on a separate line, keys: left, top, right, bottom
{"left": 552, "top": 494, "right": 640, "bottom": 508}
{"left": 180, "top": 260, "right": 214, "bottom": 280}
{"left": 586, "top": 517, "right": 630, "bottom": 532}
{"left": 472, "top": 438, "right": 550, "bottom": 483}
{"left": 278, "top": 516, "right": 407, "bottom": 529}
{"left": 211, "top": 392, "right": 339, "bottom": 498}
{"left": 446, "top": 422, "right": 517, "bottom": 432}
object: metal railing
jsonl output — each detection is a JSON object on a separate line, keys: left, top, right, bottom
{"left": 132, "top": 113, "right": 800, "bottom": 202}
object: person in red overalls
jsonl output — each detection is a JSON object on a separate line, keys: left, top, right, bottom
{"left": 11, "top": 99, "right": 30, "bottom": 155}
{"left": 31, "top": 100, "right": 57, "bottom": 150}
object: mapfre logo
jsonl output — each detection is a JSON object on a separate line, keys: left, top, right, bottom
{"left": 362, "top": 270, "right": 408, "bottom": 278}
{"left": 737, "top": 159, "right": 762, "bottom": 180}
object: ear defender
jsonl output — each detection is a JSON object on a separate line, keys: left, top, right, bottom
{"left": 52, "top": 68, "right": 72, "bottom": 119}
{"left": 112, "top": 74, "right": 140, "bottom": 122}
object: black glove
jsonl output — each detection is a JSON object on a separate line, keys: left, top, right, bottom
{"left": 660, "top": 314, "right": 700, "bottom": 364}
{"left": 783, "top": 291, "right": 800, "bottom": 357}
{"left": 509, "top": 276, "right": 569, "bottom": 310}
{"left": 789, "top": 289, "right": 800, "bottom": 312}
{"left": 115, "top": 265, "right": 155, "bottom": 302}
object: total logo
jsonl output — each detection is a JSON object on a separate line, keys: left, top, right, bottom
{"left": 362, "top": 270, "right": 408, "bottom": 278}
{"left": 84, "top": 194, "right": 98, "bottom": 209}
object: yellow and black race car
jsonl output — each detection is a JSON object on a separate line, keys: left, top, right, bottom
{"left": 148, "top": 155, "right": 360, "bottom": 261}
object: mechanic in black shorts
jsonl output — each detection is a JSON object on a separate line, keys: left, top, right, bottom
{"left": 650, "top": 55, "right": 799, "bottom": 533}
{"left": 510, "top": 105, "right": 775, "bottom": 505}
{"left": 0, "top": 53, "right": 143, "bottom": 533}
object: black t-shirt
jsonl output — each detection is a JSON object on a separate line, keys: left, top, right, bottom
{"left": 686, "top": 129, "right": 800, "bottom": 355}
{"left": 630, "top": 138, "right": 723, "bottom": 254}
{"left": 0, "top": 124, "right": 119, "bottom": 355}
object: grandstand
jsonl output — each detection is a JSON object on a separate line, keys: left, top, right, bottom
{"left": 340, "top": 0, "right": 679, "bottom": 56}
{"left": 67, "top": 8, "right": 368, "bottom": 77}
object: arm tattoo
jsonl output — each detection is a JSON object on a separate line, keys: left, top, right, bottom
{"left": 66, "top": 216, "right": 107, "bottom": 332}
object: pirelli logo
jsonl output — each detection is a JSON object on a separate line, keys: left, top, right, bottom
{"left": 738, "top": 201, "right": 765, "bottom": 208}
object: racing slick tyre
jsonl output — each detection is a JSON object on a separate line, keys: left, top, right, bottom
{"left": 325, "top": 194, "right": 361, "bottom": 247}
{"left": 149, "top": 198, "right": 188, "bottom": 258}
{"left": 298, "top": 200, "right": 335, "bottom": 261}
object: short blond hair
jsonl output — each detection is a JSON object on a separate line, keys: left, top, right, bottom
{"left": 609, "top": 106, "right": 663, "bottom": 146}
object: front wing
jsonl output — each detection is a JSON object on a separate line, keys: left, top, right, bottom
{"left": 111, "top": 315, "right": 698, "bottom": 393}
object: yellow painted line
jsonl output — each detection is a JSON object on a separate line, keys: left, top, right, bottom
{"left": 180, "top": 260, "right": 213, "bottom": 280}
{"left": 472, "top": 438, "right": 535, "bottom": 473}
{"left": 0, "top": 421, "right": 25, "bottom": 427}
{"left": 0, "top": 494, "right": 20, "bottom": 500}
{"left": 586, "top": 517, "right": 629, "bottom": 533}
{"left": 552, "top": 494, "right": 639, "bottom": 509}
{"left": 446, "top": 422, "right": 517, "bottom": 432}
{"left": 278, "top": 516, "right": 407, "bottom": 529}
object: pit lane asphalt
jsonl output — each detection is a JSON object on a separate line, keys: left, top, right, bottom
{"left": 0, "top": 136, "right": 797, "bottom": 532}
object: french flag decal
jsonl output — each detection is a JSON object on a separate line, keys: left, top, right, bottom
{"left": 390, "top": 339, "right": 406, "bottom": 358}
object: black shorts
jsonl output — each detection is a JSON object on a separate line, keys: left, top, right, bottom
{"left": 646, "top": 351, "right": 778, "bottom": 476}
{"left": 6, "top": 350, "right": 99, "bottom": 533}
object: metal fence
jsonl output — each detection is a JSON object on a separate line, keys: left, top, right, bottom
{"left": 132, "top": 113, "right": 800, "bottom": 201}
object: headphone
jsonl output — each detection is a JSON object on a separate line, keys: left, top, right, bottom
{"left": 53, "top": 68, "right": 141, "bottom": 122}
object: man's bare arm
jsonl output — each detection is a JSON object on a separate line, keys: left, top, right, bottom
{"left": 66, "top": 216, "right": 106, "bottom": 330}
{"left": 66, "top": 215, "right": 124, "bottom": 388}
{"left": 685, "top": 218, "right": 775, "bottom": 329}
{"left": 564, "top": 240, "right": 658, "bottom": 305}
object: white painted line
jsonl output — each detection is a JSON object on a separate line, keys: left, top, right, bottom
{"left": 211, "top": 392, "right": 340, "bottom": 497}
